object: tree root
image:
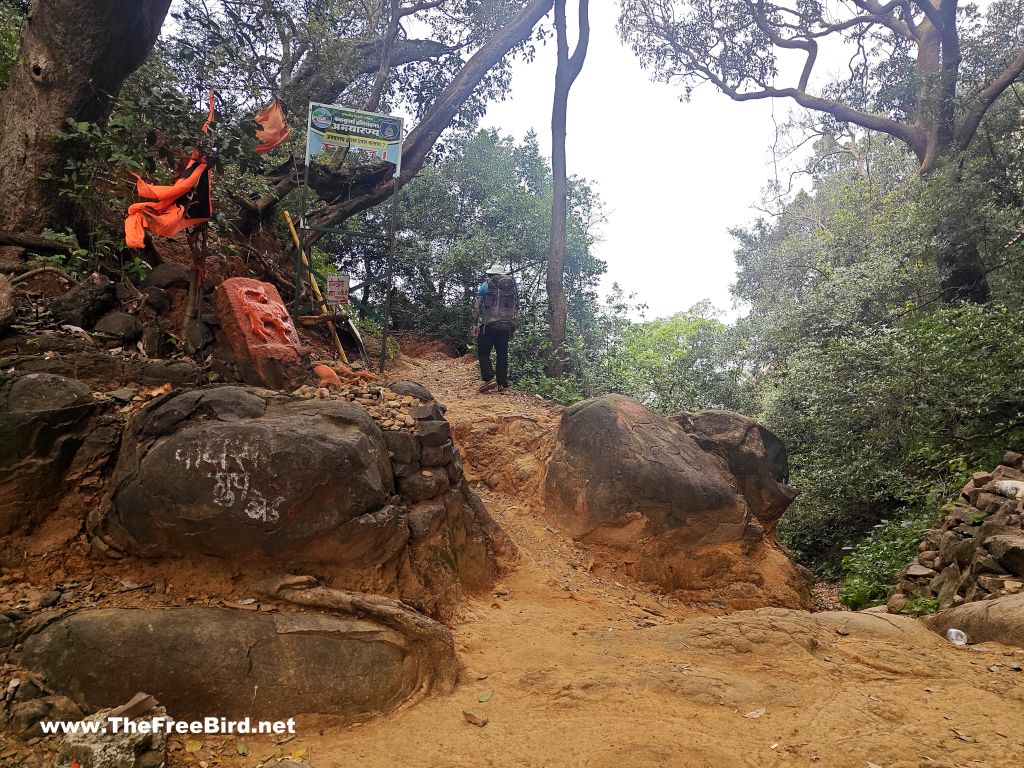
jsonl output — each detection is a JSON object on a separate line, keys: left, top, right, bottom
{"left": 257, "top": 576, "right": 461, "bottom": 698}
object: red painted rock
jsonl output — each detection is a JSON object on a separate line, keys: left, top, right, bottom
{"left": 215, "top": 278, "right": 305, "bottom": 390}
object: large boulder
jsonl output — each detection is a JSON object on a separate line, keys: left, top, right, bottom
{"left": 543, "top": 395, "right": 811, "bottom": 608}
{"left": 545, "top": 395, "right": 749, "bottom": 545}
{"left": 923, "top": 592, "right": 1024, "bottom": 648}
{"left": 18, "top": 606, "right": 458, "bottom": 720}
{"left": 0, "top": 373, "right": 101, "bottom": 533}
{"left": 97, "top": 386, "right": 394, "bottom": 558}
{"left": 672, "top": 410, "right": 797, "bottom": 532}
{"left": 91, "top": 385, "right": 506, "bottom": 617}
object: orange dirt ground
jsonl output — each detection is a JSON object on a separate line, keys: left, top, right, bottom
{"left": 163, "top": 355, "right": 1024, "bottom": 768}
{"left": 3, "top": 349, "right": 1021, "bottom": 768}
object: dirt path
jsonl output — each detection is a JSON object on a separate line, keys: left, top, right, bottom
{"left": 210, "top": 355, "right": 1024, "bottom": 768}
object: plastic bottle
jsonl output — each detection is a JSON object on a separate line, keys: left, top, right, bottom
{"left": 946, "top": 628, "right": 968, "bottom": 646}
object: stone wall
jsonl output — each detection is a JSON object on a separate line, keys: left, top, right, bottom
{"left": 888, "top": 452, "right": 1024, "bottom": 614}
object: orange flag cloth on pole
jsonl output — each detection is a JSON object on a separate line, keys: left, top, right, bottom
{"left": 124, "top": 151, "right": 212, "bottom": 249}
{"left": 125, "top": 90, "right": 215, "bottom": 249}
{"left": 255, "top": 98, "right": 290, "bottom": 153}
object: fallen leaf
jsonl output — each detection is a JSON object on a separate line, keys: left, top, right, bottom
{"left": 138, "top": 383, "right": 172, "bottom": 399}
{"left": 743, "top": 708, "right": 766, "bottom": 719}
{"left": 478, "top": 691, "right": 493, "bottom": 702}
{"left": 292, "top": 746, "right": 307, "bottom": 759}
{"left": 185, "top": 739, "right": 203, "bottom": 752}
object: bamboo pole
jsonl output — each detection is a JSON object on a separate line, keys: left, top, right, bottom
{"left": 283, "top": 210, "right": 348, "bottom": 364}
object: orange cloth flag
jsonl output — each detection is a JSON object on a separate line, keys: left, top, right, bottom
{"left": 255, "top": 98, "right": 290, "bottom": 154}
{"left": 124, "top": 151, "right": 211, "bottom": 249}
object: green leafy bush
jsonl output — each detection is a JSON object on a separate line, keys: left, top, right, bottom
{"left": 774, "top": 303, "right": 1024, "bottom": 574}
{"left": 837, "top": 503, "right": 941, "bottom": 610}
{"left": 904, "top": 595, "right": 939, "bottom": 617}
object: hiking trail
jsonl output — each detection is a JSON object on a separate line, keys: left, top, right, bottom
{"left": 210, "top": 353, "right": 1024, "bottom": 768}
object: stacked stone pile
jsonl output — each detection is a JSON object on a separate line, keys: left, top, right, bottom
{"left": 293, "top": 382, "right": 422, "bottom": 431}
{"left": 888, "top": 451, "right": 1024, "bottom": 614}
{"left": 290, "top": 380, "right": 463, "bottom": 504}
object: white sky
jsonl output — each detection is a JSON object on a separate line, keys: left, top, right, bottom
{"left": 481, "top": 2, "right": 788, "bottom": 321}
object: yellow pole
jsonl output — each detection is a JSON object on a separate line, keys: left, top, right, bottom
{"left": 283, "top": 210, "right": 348, "bottom": 364}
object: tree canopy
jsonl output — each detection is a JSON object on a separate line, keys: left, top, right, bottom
{"left": 618, "top": 0, "right": 1024, "bottom": 172}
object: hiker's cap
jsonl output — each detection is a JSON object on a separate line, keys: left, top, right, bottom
{"left": 486, "top": 264, "right": 505, "bottom": 276}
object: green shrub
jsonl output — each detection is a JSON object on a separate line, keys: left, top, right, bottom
{"left": 904, "top": 595, "right": 939, "bottom": 617}
{"left": 837, "top": 502, "right": 942, "bottom": 610}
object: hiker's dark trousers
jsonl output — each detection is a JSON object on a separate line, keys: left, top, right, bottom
{"left": 478, "top": 326, "right": 510, "bottom": 387}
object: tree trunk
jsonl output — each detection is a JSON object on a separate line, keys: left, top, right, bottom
{"left": 544, "top": 0, "right": 589, "bottom": 379}
{"left": 0, "top": 0, "right": 171, "bottom": 234}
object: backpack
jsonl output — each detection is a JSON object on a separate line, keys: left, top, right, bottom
{"left": 481, "top": 275, "right": 518, "bottom": 332}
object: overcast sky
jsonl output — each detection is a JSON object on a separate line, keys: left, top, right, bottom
{"left": 481, "top": 2, "right": 787, "bottom": 321}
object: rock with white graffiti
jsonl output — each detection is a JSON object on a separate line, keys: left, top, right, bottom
{"left": 93, "top": 386, "right": 394, "bottom": 557}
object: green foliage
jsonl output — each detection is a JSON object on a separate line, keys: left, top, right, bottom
{"left": 905, "top": 595, "right": 939, "bottom": 617}
{"left": 600, "top": 301, "right": 744, "bottom": 412}
{"left": 733, "top": 113, "right": 1024, "bottom": 586}
{"left": 380, "top": 129, "right": 609, "bottom": 391}
{"left": 31, "top": 229, "right": 89, "bottom": 274}
{"left": 0, "top": 0, "right": 23, "bottom": 89}
{"left": 380, "top": 129, "right": 740, "bottom": 410}
{"left": 837, "top": 502, "right": 942, "bottom": 609}
{"left": 773, "top": 302, "right": 1024, "bottom": 571}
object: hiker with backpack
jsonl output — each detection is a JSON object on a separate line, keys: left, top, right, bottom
{"left": 473, "top": 264, "right": 518, "bottom": 393}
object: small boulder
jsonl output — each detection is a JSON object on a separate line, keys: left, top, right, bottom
{"left": 59, "top": 703, "right": 167, "bottom": 768}
{"left": 0, "top": 373, "right": 99, "bottom": 534}
{"left": 0, "top": 274, "right": 14, "bottom": 332}
{"left": 389, "top": 380, "right": 436, "bottom": 403}
{"left": 924, "top": 591, "right": 1024, "bottom": 648}
{"left": 421, "top": 441, "right": 454, "bottom": 467}
{"left": 50, "top": 273, "right": 116, "bottom": 328}
{"left": 886, "top": 593, "right": 908, "bottom": 615}
{"left": 143, "top": 262, "right": 190, "bottom": 290}
{"left": 384, "top": 431, "right": 421, "bottom": 464}
{"left": 9, "top": 695, "right": 83, "bottom": 738}
{"left": 983, "top": 534, "right": 1024, "bottom": 576}
{"left": 215, "top": 278, "right": 305, "bottom": 390}
{"left": 416, "top": 419, "right": 452, "bottom": 447}
{"left": 142, "top": 285, "right": 172, "bottom": 313}
{"left": 399, "top": 470, "right": 450, "bottom": 503}
{"left": 95, "top": 312, "right": 143, "bottom": 344}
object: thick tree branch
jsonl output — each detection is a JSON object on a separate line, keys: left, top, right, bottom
{"left": 284, "top": 37, "right": 453, "bottom": 108}
{"left": 750, "top": 1, "right": 816, "bottom": 91}
{"left": 849, "top": 0, "right": 917, "bottom": 40}
{"left": 692, "top": 62, "right": 928, "bottom": 160}
{"left": 364, "top": 0, "right": 404, "bottom": 113}
{"left": 567, "top": 0, "right": 591, "bottom": 76}
{"left": 302, "top": 0, "right": 555, "bottom": 247}
{"left": 957, "top": 49, "right": 1024, "bottom": 152}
